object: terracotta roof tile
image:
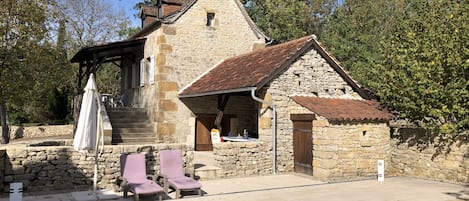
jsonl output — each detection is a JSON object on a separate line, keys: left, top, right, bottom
{"left": 179, "top": 35, "right": 314, "bottom": 96}
{"left": 291, "top": 96, "right": 394, "bottom": 122}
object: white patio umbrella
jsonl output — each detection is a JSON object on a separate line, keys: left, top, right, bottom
{"left": 73, "top": 74, "right": 102, "bottom": 192}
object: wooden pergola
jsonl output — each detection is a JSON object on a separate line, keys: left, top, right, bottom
{"left": 70, "top": 38, "right": 146, "bottom": 94}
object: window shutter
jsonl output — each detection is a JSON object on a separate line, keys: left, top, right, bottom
{"left": 149, "top": 55, "right": 155, "bottom": 84}
{"left": 140, "top": 58, "right": 145, "bottom": 86}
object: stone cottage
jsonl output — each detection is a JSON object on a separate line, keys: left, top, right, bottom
{"left": 71, "top": 0, "right": 393, "bottom": 181}
{"left": 71, "top": 0, "right": 269, "bottom": 144}
{"left": 178, "top": 35, "right": 394, "bottom": 180}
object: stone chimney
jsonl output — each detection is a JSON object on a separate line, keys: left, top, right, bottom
{"left": 140, "top": 0, "right": 163, "bottom": 28}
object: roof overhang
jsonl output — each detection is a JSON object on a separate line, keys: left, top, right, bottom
{"left": 178, "top": 87, "right": 255, "bottom": 98}
{"left": 70, "top": 38, "right": 146, "bottom": 63}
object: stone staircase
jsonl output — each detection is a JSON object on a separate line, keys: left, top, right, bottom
{"left": 107, "top": 107, "right": 156, "bottom": 145}
{"left": 194, "top": 151, "right": 224, "bottom": 180}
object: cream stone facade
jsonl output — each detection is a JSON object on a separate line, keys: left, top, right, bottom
{"left": 121, "top": 0, "right": 266, "bottom": 144}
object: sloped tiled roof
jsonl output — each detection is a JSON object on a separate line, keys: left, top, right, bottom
{"left": 179, "top": 35, "right": 313, "bottom": 97}
{"left": 291, "top": 96, "right": 394, "bottom": 122}
{"left": 179, "top": 35, "right": 372, "bottom": 99}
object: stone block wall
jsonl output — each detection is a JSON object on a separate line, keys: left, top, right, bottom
{"left": 6, "top": 125, "right": 73, "bottom": 140}
{"left": 0, "top": 144, "right": 192, "bottom": 193}
{"left": 213, "top": 142, "right": 272, "bottom": 177}
{"left": 312, "top": 119, "right": 391, "bottom": 181}
{"left": 389, "top": 128, "right": 468, "bottom": 184}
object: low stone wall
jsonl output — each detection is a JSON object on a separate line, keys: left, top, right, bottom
{"left": 213, "top": 141, "right": 272, "bottom": 177}
{"left": 389, "top": 128, "right": 468, "bottom": 184}
{"left": 0, "top": 144, "right": 192, "bottom": 193}
{"left": 7, "top": 125, "right": 73, "bottom": 139}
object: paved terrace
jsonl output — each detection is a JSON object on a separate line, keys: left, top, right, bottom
{"left": 1, "top": 174, "right": 467, "bottom": 201}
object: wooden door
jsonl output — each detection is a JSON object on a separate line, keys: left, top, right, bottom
{"left": 292, "top": 115, "right": 314, "bottom": 175}
{"left": 196, "top": 115, "right": 214, "bottom": 151}
{"left": 195, "top": 114, "right": 232, "bottom": 151}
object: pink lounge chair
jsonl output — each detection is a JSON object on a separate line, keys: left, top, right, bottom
{"left": 119, "top": 154, "right": 165, "bottom": 201}
{"left": 159, "top": 150, "right": 203, "bottom": 199}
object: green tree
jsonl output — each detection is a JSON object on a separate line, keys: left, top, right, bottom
{"left": 319, "top": 0, "right": 405, "bottom": 88}
{"left": 376, "top": 0, "right": 468, "bottom": 134}
{"left": 56, "top": 0, "right": 134, "bottom": 97}
{"left": 0, "top": 0, "right": 65, "bottom": 143}
{"left": 242, "top": 0, "right": 338, "bottom": 44}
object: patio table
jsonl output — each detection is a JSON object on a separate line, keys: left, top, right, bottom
{"left": 222, "top": 136, "right": 258, "bottom": 142}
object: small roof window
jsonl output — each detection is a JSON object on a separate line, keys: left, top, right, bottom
{"left": 206, "top": 13, "right": 215, "bottom": 26}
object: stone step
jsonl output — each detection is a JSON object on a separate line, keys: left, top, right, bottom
{"left": 111, "top": 136, "right": 156, "bottom": 144}
{"left": 107, "top": 107, "right": 155, "bottom": 144}
{"left": 112, "top": 132, "right": 154, "bottom": 137}
{"left": 195, "top": 165, "right": 224, "bottom": 180}
{"left": 107, "top": 107, "right": 146, "bottom": 112}
{"left": 108, "top": 111, "right": 148, "bottom": 118}
{"left": 113, "top": 127, "right": 153, "bottom": 133}
{"left": 108, "top": 117, "right": 150, "bottom": 123}
{"left": 111, "top": 122, "right": 152, "bottom": 128}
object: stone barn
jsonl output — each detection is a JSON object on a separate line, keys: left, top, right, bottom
{"left": 178, "top": 35, "right": 394, "bottom": 180}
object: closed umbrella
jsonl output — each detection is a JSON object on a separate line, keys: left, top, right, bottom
{"left": 73, "top": 74, "right": 102, "bottom": 192}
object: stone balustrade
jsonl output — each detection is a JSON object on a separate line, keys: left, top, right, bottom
{"left": 0, "top": 144, "right": 192, "bottom": 193}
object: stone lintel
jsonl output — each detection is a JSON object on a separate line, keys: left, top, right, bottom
{"left": 314, "top": 119, "right": 329, "bottom": 127}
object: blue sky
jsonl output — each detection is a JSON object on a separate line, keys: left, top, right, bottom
{"left": 109, "top": 0, "right": 142, "bottom": 27}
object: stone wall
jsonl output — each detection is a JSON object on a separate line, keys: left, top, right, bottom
{"left": 389, "top": 128, "right": 468, "bottom": 184}
{"left": 312, "top": 119, "right": 391, "bottom": 181}
{"left": 213, "top": 141, "right": 272, "bottom": 177}
{"left": 0, "top": 144, "right": 192, "bottom": 193}
{"left": 6, "top": 125, "right": 73, "bottom": 140}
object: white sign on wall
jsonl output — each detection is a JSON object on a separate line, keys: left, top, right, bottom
{"left": 10, "top": 182, "right": 22, "bottom": 201}
{"left": 211, "top": 128, "right": 221, "bottom": 144}
{"left": 378, "top": 160, "right": 385, "bottom": 182}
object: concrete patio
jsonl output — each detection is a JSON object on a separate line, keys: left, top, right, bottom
{"left": 1, "top": 174, "right": 467, "bottom": 201}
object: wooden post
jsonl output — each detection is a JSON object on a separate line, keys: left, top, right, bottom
{"left": 0, "top": 103, "right": 10, "bottom": 144}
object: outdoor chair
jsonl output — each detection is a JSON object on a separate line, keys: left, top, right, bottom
{"left": 158, "top": 149, "right": 203, "bottom": 199}
{"left": 119, "top": 153, "right": 165, "bottom": 201}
